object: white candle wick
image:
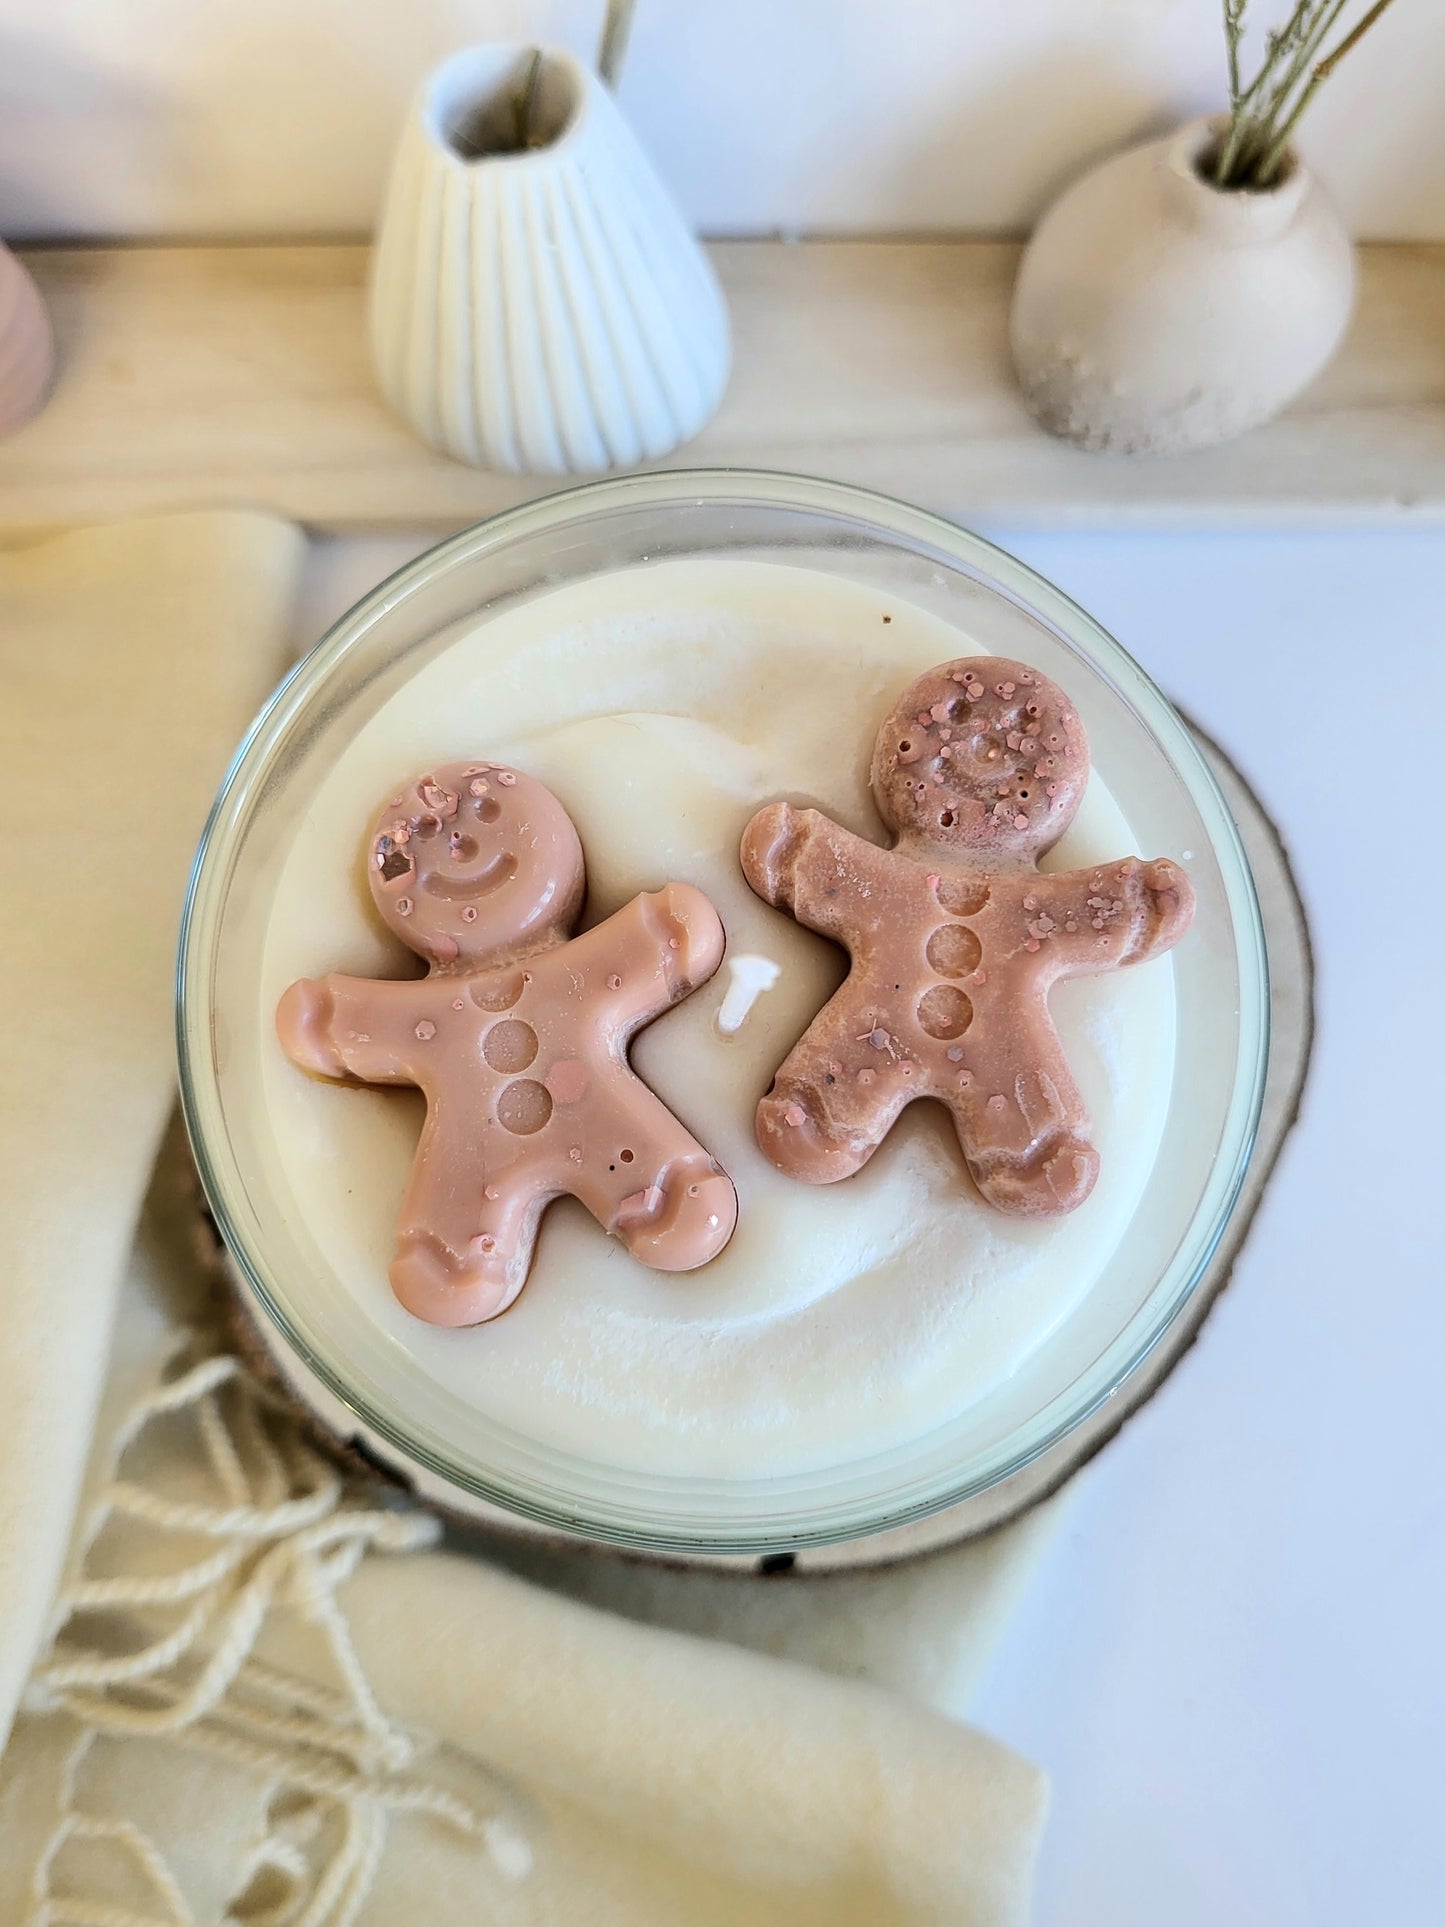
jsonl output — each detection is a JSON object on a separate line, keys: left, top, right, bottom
{"left": 715, "top": 953, "right": 782, "bottom": 1036}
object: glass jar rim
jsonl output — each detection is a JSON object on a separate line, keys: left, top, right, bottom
{"left": 178, "top": 468, "right": 1270, "bottom": 1553}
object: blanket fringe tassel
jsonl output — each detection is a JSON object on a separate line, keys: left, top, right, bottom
{"left": 23, "top": 1347, "right": 530, "bottom": 1926}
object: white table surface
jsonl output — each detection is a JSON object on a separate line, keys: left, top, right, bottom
{"left": 967, "top": 526, "right": 1443, "bottom": 1927}
{"left": 297, "top": 523, "right": 1443, "bottom": 1927}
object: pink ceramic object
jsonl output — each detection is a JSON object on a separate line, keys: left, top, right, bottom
{"left": 0, "top": 241, "right": 55, "bottom": 437}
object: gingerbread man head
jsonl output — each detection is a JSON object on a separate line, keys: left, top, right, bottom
{"left": 367, "top": 764, "right": 586, "bottom": 967}
{"left": 871, "top": 658, "right": 1090, "bottom": 866}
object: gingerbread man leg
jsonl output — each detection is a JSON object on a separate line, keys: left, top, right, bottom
{"left": 756, "top": 987, "right": 913, "bottom": 1184}
{"left": 389, "top": 1115, "right": 553, "bottom": 1326}
{"left": 568, "top": 1074, "right": 736, "bottom": 1271}
{"left": 946, "top": 1039, "right": 1099, "bottom": 1217}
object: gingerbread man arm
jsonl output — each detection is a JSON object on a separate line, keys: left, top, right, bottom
{"left": 276, "top": 973, "right": 438, "bottom": 1086}
{"left": 562, "top": 883, "right": 726, "bottom": 1036}
{"left": 741, "top": 803, "right": 890, "bottom": 948}
{"left": 1026, "top": 857, "right": 1195, "bottom": 978}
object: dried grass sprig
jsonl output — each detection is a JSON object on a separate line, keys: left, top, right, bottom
{"left": 598, "top": 0, "right": 638, "bottom": 89}
{"left": 1214, "top": 0, "right": 1401, "bottom": 190}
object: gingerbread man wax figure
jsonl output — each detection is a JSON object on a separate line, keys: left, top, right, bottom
{"left": 740, "top": 657, "right": 1195, "bottom": 1213}
{"left": 277, "top": 763, "right": 737, "bottom": 1327}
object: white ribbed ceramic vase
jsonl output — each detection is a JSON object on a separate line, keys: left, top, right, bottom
{"left": 369, "top": 44, "right": 730, "bottom": 474}
{"left": 1011, "top": 118, "right": 1355, "bottom": 455}
{"left": 0, "top": 240, "right": 54, "bottom": 439}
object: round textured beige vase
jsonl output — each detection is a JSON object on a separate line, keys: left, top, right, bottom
{"left": 1010, "top": 118, "right": 1355, "bottom": 455}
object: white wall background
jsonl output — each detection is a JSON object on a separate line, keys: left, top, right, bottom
{"left": 0, "top": 1, "right": 1442, "bottom": 244}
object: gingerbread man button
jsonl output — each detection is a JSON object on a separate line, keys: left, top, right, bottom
{"left": 277, "top": 762, "right": 737, "bottom": 1326}
{"left": 740, "top": 657, "right": 1195, "bottom": 1214}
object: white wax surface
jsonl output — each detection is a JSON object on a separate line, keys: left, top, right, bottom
{"left": 255, "top": 560, "right": 1176, "bottom": 1478}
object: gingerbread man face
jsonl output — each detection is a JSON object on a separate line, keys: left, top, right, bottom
{"left": 278, "top": 761, "right": 737, "bottom": 1327}
{"left": 871, "top": 659, "right": 1090, "bottom": 864}
{"left": 367, "top": 765, "right": 584, "bottom": 965}
{"left": 741, "top": 657, "right": 1194, "bottom": 1214}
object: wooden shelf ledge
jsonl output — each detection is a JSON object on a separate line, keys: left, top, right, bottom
{"left": 3, "top": 238, "right": 1444, "bottom": 538}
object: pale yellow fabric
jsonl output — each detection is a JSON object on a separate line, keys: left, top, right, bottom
{"left": 485, "top": 1498, "right": 1059, "bottom": 1722}
{"left": 338, "top": 1554, "right": 1046, "bottom": 1924}
{"left": 0, "top": 510, "right": 307, "bottom": 1744}
{"left": 0, "top": 512, "right": 1049, "bottom": 1924}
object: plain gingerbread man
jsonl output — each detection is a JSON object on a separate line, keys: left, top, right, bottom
{"left": 278, "top": 761, "right": 737, "bottom": 1326}
{"left": 740, "top": 657, "right": 1195, "bottom": 1214}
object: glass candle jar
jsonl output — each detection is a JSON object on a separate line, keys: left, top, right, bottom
{"left": 179, "top": 472, "right": 1268, "bottom": 1560}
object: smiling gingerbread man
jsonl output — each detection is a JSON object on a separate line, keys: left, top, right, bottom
{"left": 741, "top": 656, "right": 1195, "bottom": 1214}
{"left": 278, "top": 762, "right": 737, "bottom": 1326}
